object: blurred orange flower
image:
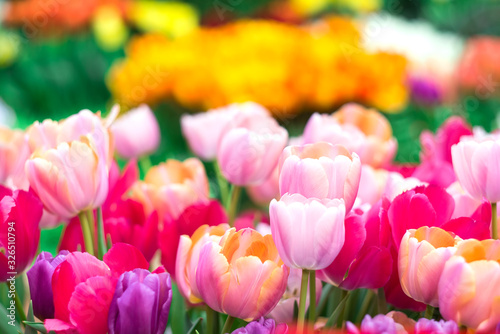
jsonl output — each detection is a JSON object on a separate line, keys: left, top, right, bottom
{"left": 108, "top": 16, "right": 408, "bottom": 114}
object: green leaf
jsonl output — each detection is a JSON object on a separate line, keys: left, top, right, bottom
{"left": 187, "top": 317, "right": 203, "bottom": 334}
{"left": 23, "top": 321, "right": 47, "bottom": 334}
{"left": 0, "top": 302, "right": 21, "bottom": 334}
{"left": 325, "top": 291, "right": 350, "bottom": 328}
{"left": 25, "top": 301, "right": 36, "bottom": 334}
{"left": 96, "top": 208, "right": 108, "bottom": 259}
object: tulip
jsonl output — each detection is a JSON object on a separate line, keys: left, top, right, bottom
{"left": 0, "top": 185, "right": 42, "bottom": 282}
{"left": 159, "top": 200, "right": 227, "bottom": 277}
{"left": 318, "top": 202, "right": 393, "bottom": 290}
{"left": 399, "top": 227, "right": 462, "bottom": 307}
{"left": 269, "top": 193, "right": 346, "bottom": 270}
{"left": 110, "top": 104, "right": 160, "bottom": 159}
{"left": 438, "top": 239, "right": 500, "bottom": 332}
{"left": 131, "top": 157, "right": 209, "bottom": 220}
{"left": 25, "top": 137, "right": 109, "bottom": 219}
{"left": 27, "top": 251, "right": 69, "bottom": 320}
{"left": 414, "top": 319, "right": 459, "bottom": 334}
{"left": 302, "top": 103, "right": 397, "bottom": 168}
{"left": 176, "top": 224, "right": 229, "bottom": 304}
{"left": 268, "top": 268, "right": 322, "bottom": 324}
{"left": 108, "top": 269, "right": 172, "bottom": 334}
{"left": 452, "top": 135, "right": 500, "bottom": 203}
{"left": 46, "top": 243, "right": 149, "bottom": 334}
{"left": 217, "top": 103, "right": 288, "bottom": 185}
{"left": 181, "top": 103, "right": 242, "bottom": 161}
{"left": 196, "top": 228, "right": 289, "bottom": 321}
{"left": 279, "top": 142, "right": 361, "bottom": 212}
{"left": 0, "top": 126, "right": 30, "bottom": 189}
{"left": 231, "top": 318, "right": 288, "bottom": 334}
{"left": 26, "top": 119, "right": 60, "bottom": 152}
{"left": 347, "top": 314, "right": 406, "bottom": 334}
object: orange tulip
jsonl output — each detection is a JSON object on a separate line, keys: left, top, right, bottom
{"left": 131, "top": 158, "right": 209, "bottom": 219}
{"left": 195, "top": 228, "right": 289, "bottom": 321}
{"left": 438, "top": 239, "right": 500, "bottom": 332}
{"left": 399, "top": 226, "right": 462, "bottom": 306}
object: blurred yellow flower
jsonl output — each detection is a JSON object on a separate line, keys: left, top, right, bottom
{"left": 128, "top": 1, "right": 199, "bottom": 38}
{"left": 92, "top": 5, "right": 129, "bottom": 51}
{"left": 108, "top": 16, "right": 408, "bottom": 114}
{"left": 0, "top": 31, "right": 20, "bottom": 68}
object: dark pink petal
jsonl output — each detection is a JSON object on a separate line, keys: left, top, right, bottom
{"left": 340, "top": 246, "right": 392, "bottom": 290}
{"left": 44, "top": 319, "right": 78, "bottom": 334}
{"left": 68, "top": 276, "right": 116, "bottom": 334}
{"left": 441, "top": 217, "right": 491, "bottom": 240}
{"left": 104, "top": 243, "right": 149, "bottom": 276}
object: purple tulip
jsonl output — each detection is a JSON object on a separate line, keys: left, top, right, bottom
{"left": 415, "top": 318, "right": 459, "bottom": 334}
{"left": 108, "top": 268, "right": 172, "bottom": 334}
{"left": 27, "top": 250, "right": 69, "bottom": 320}
{"left": 231, "top": 318, "right": 288, "bottom": 334}
{"left": 347, "top": 315, "right": 400, "bottom": 334}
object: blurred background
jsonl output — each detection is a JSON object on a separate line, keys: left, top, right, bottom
{"left": 1, "top": 0, "right": 500, "bottom": 165}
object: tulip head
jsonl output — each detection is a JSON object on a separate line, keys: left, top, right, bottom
{"left": 231, "top": 318, "right": 288, "bottom": 334}
{"left": 270, "top": 193, "right": 346, "bottom": 270}
{"left": 111, "top": 104, "right": 160, "bottom": 159}
{"left": 27, "top": 251, "right": 69, "bottom": 320}
{"left": 438, "top": 239, "right": 500, "bottom": 332}
{"left": 26, "top": 137, "right": 109, "bottom": 218}
{"left": 108, "top": 268, "right": 172, "bottom": 334}
{"left": 0, "top": 186, "right": 42, "bottom": 282}
{"left": 196, "top": 228, "right": 289, "bottom": 321}
{"left": 452, "top": 136, "right": 500, "bottom": 202}
{"left": 399, "top": 226, "right": 461, "bottom": 306}
{"left": 279, "top": 142, "right": 361, "bottom": 212}
{"left": 176, "top": 224, "right": 229, "bottom": 304}
{"left": 217, "top": 103, "right": 288, "bottom": 185}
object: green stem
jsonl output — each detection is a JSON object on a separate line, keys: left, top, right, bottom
{"left": 139, "top": 156, "right": 152, "bottom": 173}
{"left": 13, "top": 286, "right": 26, "bottom": 324}
{"left": 297, "top": 269, "right": 309, "bottom": 332}
{"left": 86, "top": 210, "right": 96, "bottom": 253}
{"left": 377, "top": 288, "right": 387, "bottom": 315}
{"left": 221, "top": 315, "right": 235, "bottom": 334}
{"left": 492, "top": 202, "right": 497, "bottom": 239}
{"left": 424, "top": 305, "right": 434, "bottom": 319}
{"left": 308, "top": 270, "right": 316, "bottom": 324}
{"left": 78, "top": 212, "right": 94, "bottom": 256}
{"left": 226, "top": 185, "right": 242, "bottom": 226}
{"left": 356, "top": 290, "right": 374, "bottom": 323}
{"left": 206, "top": 305, "right": 215, "bottom": 334}
{"left": 96, "top": 208, "right": 107, "bottom": 260}
{"left": 213, "top": 161, "right": 229, "bottom": 204}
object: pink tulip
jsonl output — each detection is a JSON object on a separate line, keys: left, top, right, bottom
{"left": 452, "top": 135, "right": 500, "bottom": 202}
{"left": 438, "top": 239, "right": 500, "bottom": 332}
{"left": 399, "top": 226, "right": 462, "bottom": 307}
{"left": 270, "top": 193, "right": 345, "bottom": 270}
{"left": 176, "top": 224, "right": 229, "bottom": 304}
{"left": 47, "top": 243, "right": 149, "bottom": 334}
{"left": 110, "top": 104, "right": 160, "bottom": 159}
{"left": 268, "top": 268, "right": 322, "bottom": 324}
{"left": 318, "top": 202, "right": 393, "bottom": 290}
{"left": 357, "top": 165, "right": 389, "bottom": 205}
{"left": 217, "top": 103, "right": 288, "bottom": 185}
{"left": 196, "top": 228, "right": 289, "bottom": 321}
{"left": 279, "top": 142, "right": 361, "bottom": 212}
{"left": 26, "top": 119, "right": 60, "bottom": 152}
{"left": 181, "top": 103, "right": 243, "bottom": 160}
{"left": 25, "top": 137, "right": 109, "bottom": 219}
{"left": 130, "top": 158, "right": 209, "bottom": 220}
{"left": 302, "top": 103, "right": 397, "bottom": 168}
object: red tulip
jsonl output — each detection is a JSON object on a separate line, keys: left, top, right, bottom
{"left": 0, "top": 185, "right": 42, "bottom": 282}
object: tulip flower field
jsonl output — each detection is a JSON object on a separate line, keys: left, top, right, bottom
{"left": 3, "top": 1, "right": 500, "bottom": 334}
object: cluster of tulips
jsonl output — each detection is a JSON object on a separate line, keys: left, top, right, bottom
{"left": 2, "top": 100, "right": 500, "bottom": 333}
